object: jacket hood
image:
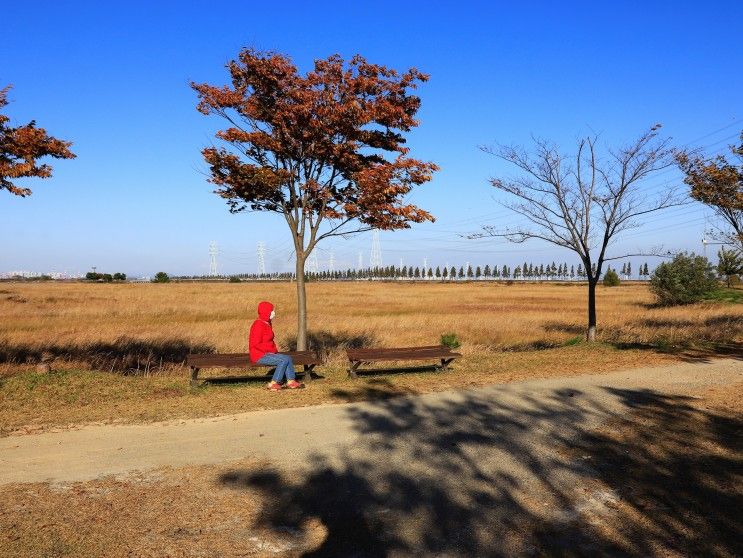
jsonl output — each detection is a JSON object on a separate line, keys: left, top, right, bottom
{"left": 257, "top": 301, "right": 274, "bottom": 321}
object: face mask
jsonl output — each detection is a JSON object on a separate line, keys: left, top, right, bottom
{"left": 269, "top": 310, "right": 276, "bottom": 320}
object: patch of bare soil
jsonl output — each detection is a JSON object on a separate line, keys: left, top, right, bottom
{"left": 0, "top": 458, "right": 327, "bottom": 558}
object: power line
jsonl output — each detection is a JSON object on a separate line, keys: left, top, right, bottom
{"left": 620, "top": 216, "right": 707, "bottom": 240}
{"left": 683, "top": 119, "right": 741, "bottom": 147}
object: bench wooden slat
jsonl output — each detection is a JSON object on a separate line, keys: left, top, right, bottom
{"left": 347, "top": 346, "right": 459, "bottom": 359}
{"left": 347, "top": 352, "right": 460, "bottom": 362}
{"left": 346, "top": 349, "right": 452, "bottom": 356}
{"left": 187, "top": 351, "right": 319, "bottom": 368}
{"left": 347, "top": 348, "right": 455, "bottom": 356}
{"left": 347, "top": 349, "right": 459, "bottom": 357}
{"left": 347, "top": 345, "right": 444, "bottom": 354}
{"left": 345, "top": 345, "right": 461, "bottom": 378}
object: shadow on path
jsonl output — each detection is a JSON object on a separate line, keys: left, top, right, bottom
{"left": 220, "top": 384, "right": 742, "bottom": 556}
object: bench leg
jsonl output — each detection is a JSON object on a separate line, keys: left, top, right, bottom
{"left": 190, "top": 366, "right": 200, "bottom": 388}
{"left": 347, "top": 361, "right": 361, "bottom": 379}
{"left": 302, "top": 364, "right": 315, "bottom": 378}
{"left": 439, "top": 358, "right": 454, "bottom": 371}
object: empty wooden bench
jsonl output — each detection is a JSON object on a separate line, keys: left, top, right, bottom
{"left": 186, "top": 351, "right": 320, "bottom": 387}
{"left": 345, "top": 345, "right": 461, "bottom": 378}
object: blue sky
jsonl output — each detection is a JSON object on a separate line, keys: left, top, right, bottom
{"left": 2, "top": 1, "right": 740, "bottom": 276}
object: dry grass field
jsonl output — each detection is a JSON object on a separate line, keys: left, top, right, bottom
{"left": 0, "top": 280, "right": 740, "bottom": 434}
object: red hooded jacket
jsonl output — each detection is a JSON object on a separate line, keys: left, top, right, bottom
{"left": 249, "top": 301, "right": 278, "bottom": 363}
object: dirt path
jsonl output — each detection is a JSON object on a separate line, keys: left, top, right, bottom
{"left": 1, "top": 358, "right": 740, "bottom": 486}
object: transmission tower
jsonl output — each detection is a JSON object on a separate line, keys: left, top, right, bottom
{"left": 370, "top": 230, "right": 383, "bottom": 267}
{"left": 329, "top": 251, "right": 335, "bottom": 273}
{"left": 307, "top": 251, "right": 318, "bottom": 273}
{"left": 702, "top": 233, "right": 724, "bottom": 259}
{"left": 357, "top": 251, "right": 363, "bottom": 270}
{"left": 257, "top": 241, "right": 266, "bottom": 275}
{"left": 208, "top": 241, "right": 218, "bottom": 276}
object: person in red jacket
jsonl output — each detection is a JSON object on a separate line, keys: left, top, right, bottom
{"left": 249, "top": 301, "right": 304, "bottom": 391}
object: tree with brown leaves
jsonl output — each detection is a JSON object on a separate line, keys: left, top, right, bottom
{"left": 0, "top": 85, "right": 75, "bottom": 197}
{"left": 473, "top": 127, "right": 680, "bottom": 341}
{"left": 676, "top": 133, "right": 743, "bottom": 251}
{"left": 192, "top": 49, "right": 438, "bottom": 356}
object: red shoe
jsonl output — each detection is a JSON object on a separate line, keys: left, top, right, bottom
{"left": 267, "top": 381, "right": 282, "bottom": 391}
{"left": 285, "top": 380, "right": 305, "bottom": 389}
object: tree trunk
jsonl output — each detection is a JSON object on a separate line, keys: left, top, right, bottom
{"left": 587, "top": 279, "right": 597, "bottom": 342}
{"left": 294, "top": 253, "right": 310, "bottom": 380}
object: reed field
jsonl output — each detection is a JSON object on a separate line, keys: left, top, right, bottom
{"left": 0, "top": 280, "right": 740, "bottom": 434}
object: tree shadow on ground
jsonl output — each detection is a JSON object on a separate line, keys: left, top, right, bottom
{"left": 329, "top": 377, "right": 418, "bottom": 402}
{"left": 0, "top": 337, "right": 214, "bottom": 373}
{"left": 637, "top": 318, "right": 697, "bottom": 328}
{"left": 607, "top": 308, "right": 743, "bottom": 363}
{"left": 219, "top": 383, "right": 742, "bottom": 556}
{"left": 612, "top": 341, "right": 743, "bottom": 364}
{"left": 501, "top": 339, "right": 565, "bottom": 351}
{"left": 342, "top": 364, "right": 448, "bottom": 377}
{"left": 542, "top": 321, "right": 585, "bottom": 335}
{"left": 704, "top": 314, "right": 743, "bottom": 328}
{"left": 201, "top": 367, "right": 323, "bottom": 385}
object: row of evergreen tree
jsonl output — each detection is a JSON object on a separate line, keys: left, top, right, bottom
{"left": 179, "top": 261, "right": 654, "bottom": 282}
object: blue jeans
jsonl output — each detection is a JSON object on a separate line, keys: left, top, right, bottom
{"left": 257, "top": 353, "right": 296, "bottom": 383}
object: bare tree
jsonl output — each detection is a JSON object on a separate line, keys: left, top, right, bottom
{"left": 473, "top": 126, "right": 681, "bottom": 341}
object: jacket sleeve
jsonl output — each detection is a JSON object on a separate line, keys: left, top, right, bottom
{"left": 249, "top": 321, "right": 262, "bottom": 352}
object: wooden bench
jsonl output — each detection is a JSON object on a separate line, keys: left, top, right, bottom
{"left": 186, "top": 351, "right": 320, "bottom": 387}
{"left": 345, "top": 345, "right": 462, "bottom": 378}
